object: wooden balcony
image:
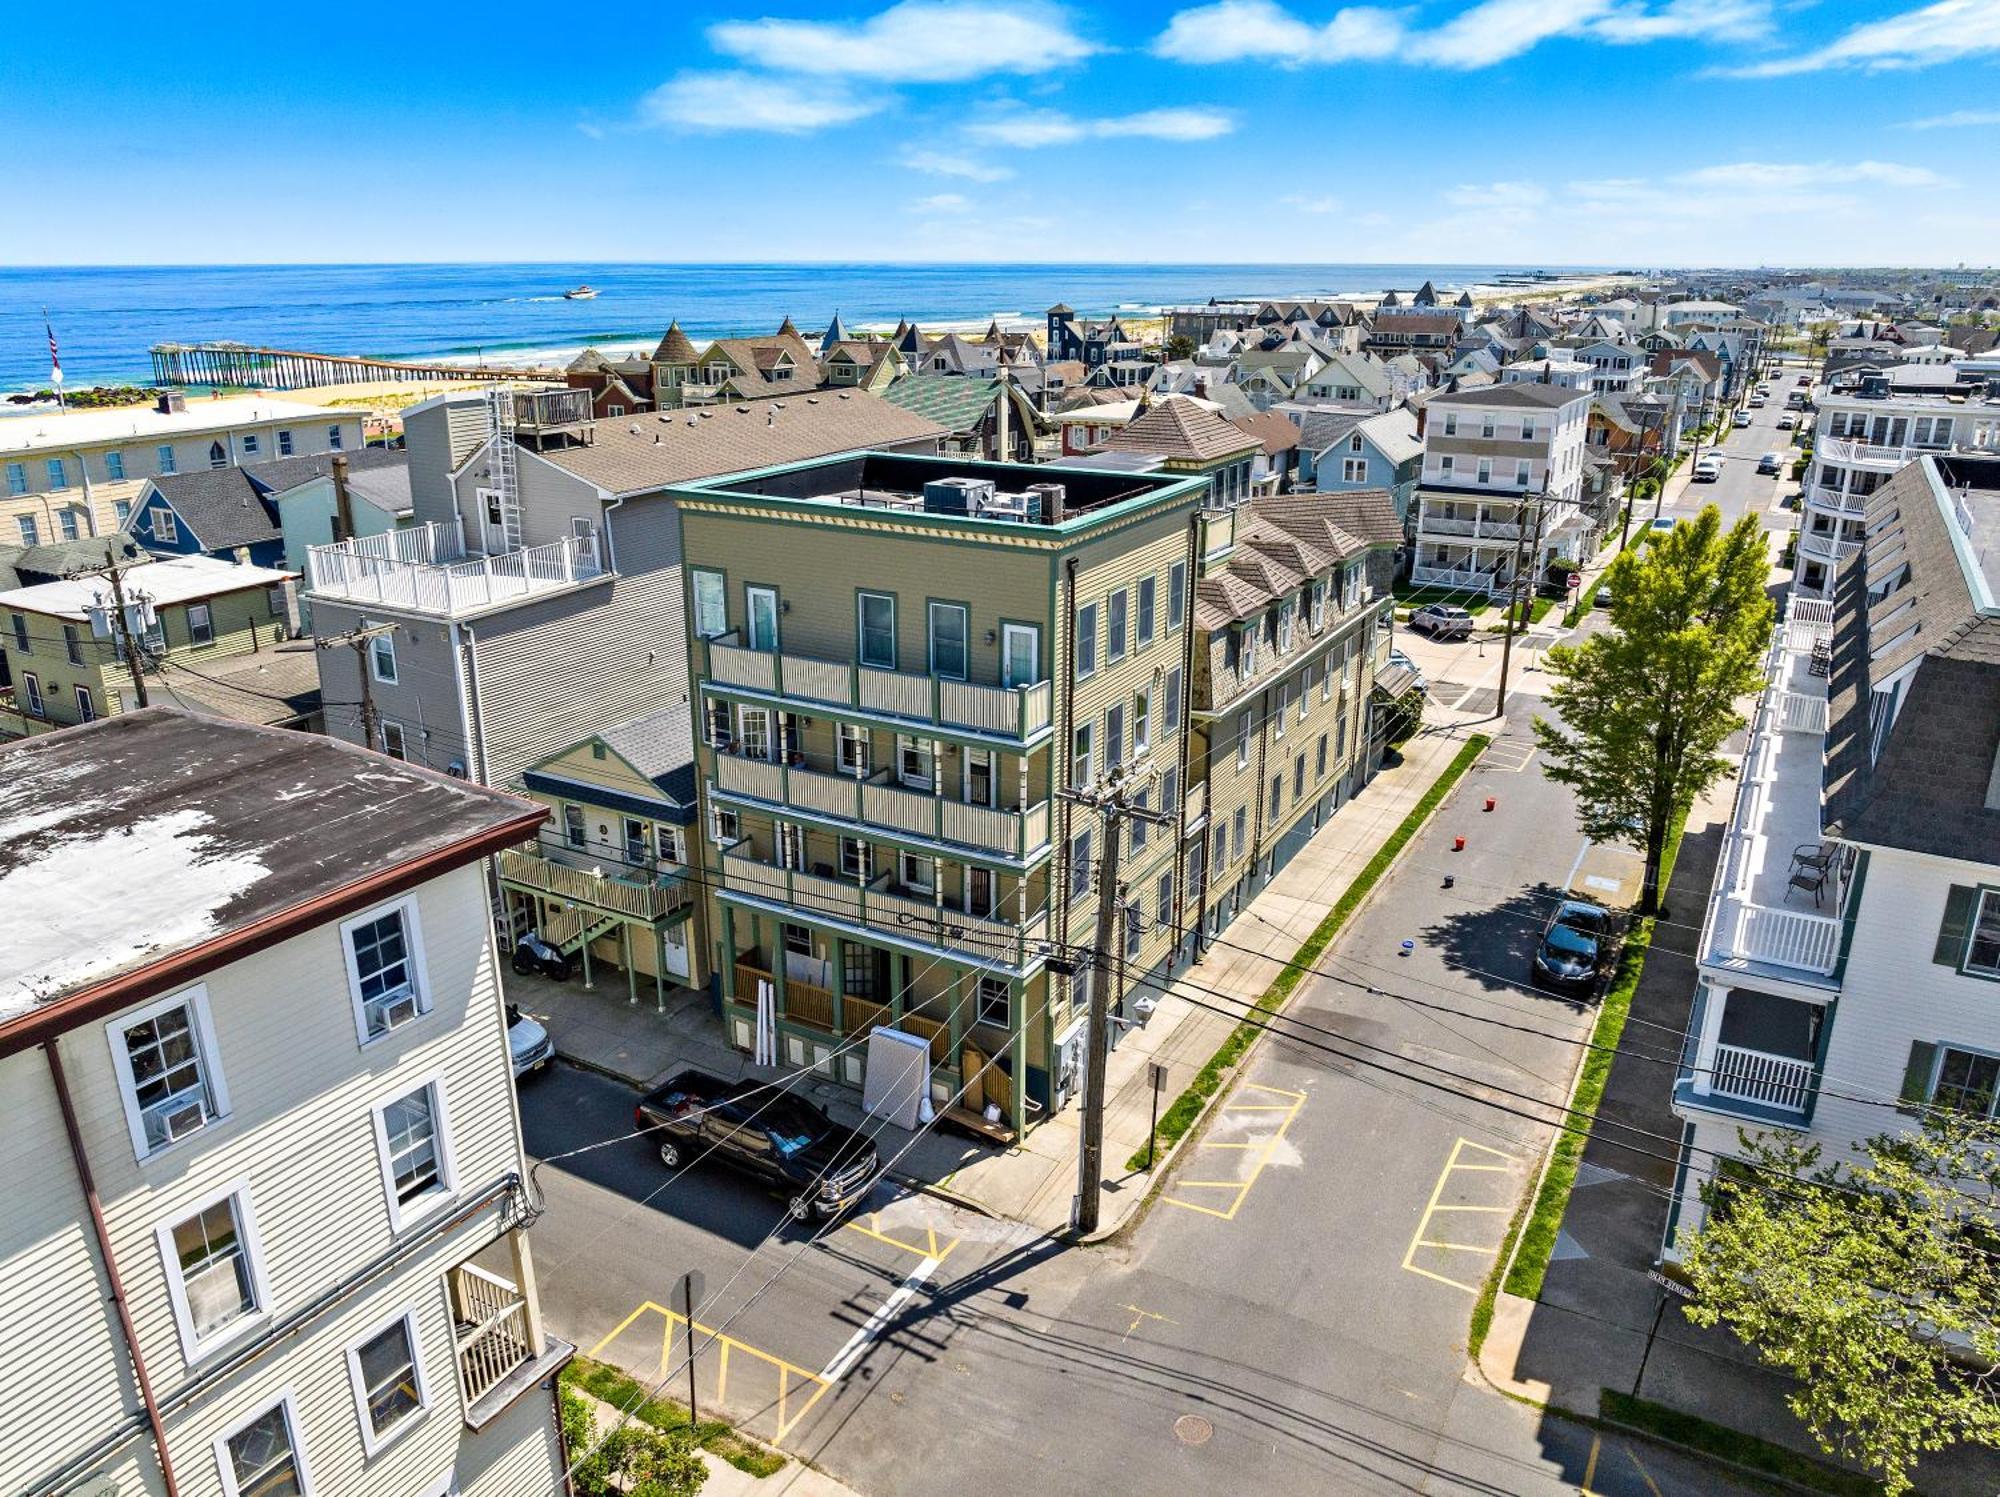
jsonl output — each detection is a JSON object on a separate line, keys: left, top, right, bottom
{"left": 711, "top": 750, "right": 1052, "bottom": 859}
{"left": 498, "top": 846, "right": 690, "bottom": 922}
{"left": 705, "top": 639, "right": 1053, "bottom": 742}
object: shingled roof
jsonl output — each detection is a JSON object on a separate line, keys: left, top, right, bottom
{"left": 1193, "top": 489, "right": 1400, "bottom": 628}
{"left": 1100, "top": 395, "right": 1261, "bottom": 465}
{"left": 653, "top": 321, "right": 699, "bottom": 364}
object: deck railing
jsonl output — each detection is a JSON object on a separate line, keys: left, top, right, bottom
{"left": 498, "top": 846, "right": 690, "bottom": 921}
{"left": 710, "top": 750, "right": 1051, "bottom": 858}
{"left": 306, "top": 520, "right": 604, "bottom": 616}
{"left": 705, "top": 639, "right": 1053, "bottom": 741}
{"left": 451, "top": 1264, "right": 533, "bottom": 1408}
{"left": 1709, "top": 1043, "right": 1815, "bottom": 1113}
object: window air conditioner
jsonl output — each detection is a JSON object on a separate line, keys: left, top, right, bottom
{"left": 142, "top": 1088, "right": 208, "bottom": 1149}
{"left": 367, "top": 988, "right": 420, "bottom": 1034}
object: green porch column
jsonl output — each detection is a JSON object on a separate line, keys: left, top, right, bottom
{"left": 1010, "top": 994, "right": 1029, "bottom": 1137}
{"left": 653, "top": 927, "right": 667, "bottom": 1013}
{"left": 623, "top": 922, "right": 638, "bottom": 1006}
{"left": 830, "top": 935, "right": 847, "bottom": 1036}
{"left": 890, "top": 950, "right": 907, "bottom": 1022}
{"left": 577, "top": 906, "right": 593, "bottom": 990}
{"left": 721, "top": 906, "right": 739, "bottom": 1004}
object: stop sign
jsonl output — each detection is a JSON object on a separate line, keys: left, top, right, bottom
{"left": 1566, "top": 572, "right": 1582, "bottom": 590}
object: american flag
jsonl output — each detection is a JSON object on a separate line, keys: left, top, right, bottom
{"left": 43, "top": 308, "right": 63, "bottom": 392}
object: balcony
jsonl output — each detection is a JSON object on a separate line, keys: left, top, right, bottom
{"left": 449, "top": 1259, "right": 572, "bottom": 1430}
{"left": 1409, "top": 561, "right": 1510, "bottom": 597}
{"left": 710, "top": 750, "right": 1051, "bottom": 860}
{"left": 703, "top": 638, "right": 1053, "bottom": 743}
{"left": 305, "top": 518, "right": 606, "bottom": 617}
{"left": 1698, "top": 602, "right": 1845, "bottom": 986}
{"left": 1803, "top": 480, "right": 1870, "bottom": 517}
{"left": 498, "top": 843, "right": 692, "bottom": 922}
{"left": 1796, "top": 528, "right": 1859, "bottom": 566}
{"left": 1816, "top": 436, "right": 1922, "bottom": 470}
{"left": 719, "top": 844, "right": 1048, "bottom": 970}
{"left": 1418, "top": 514, "right": 1526, "bottom": 542}
{"left": 1676, "top": 985, "right": 1821, "bottom": 1123}
{"left": 734, "top": 957, "right": 951, "bottom": 1063}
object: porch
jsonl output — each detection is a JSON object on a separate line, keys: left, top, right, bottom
{"left": 449, "top": 1233, "right": 572, "bottom": 1430}
{"left": 499, "top": 842, "right": 701, "bottom": 1003}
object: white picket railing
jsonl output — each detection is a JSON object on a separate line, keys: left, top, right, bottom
{"left": 1709, "top": 1042, "right": 1815, "bottom": 1112}
{"left": 306, "top": 526, "right": 604, "bottom": 616}
{"left": 1724, "top": 897, "right": 1842, "bottom": 974}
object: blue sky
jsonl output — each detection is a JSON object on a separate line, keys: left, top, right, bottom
{"left": 4, "top": 0, "right": 1998, "bottom": 265}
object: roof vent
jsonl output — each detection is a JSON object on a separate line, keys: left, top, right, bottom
{"left": 807, "top": 396, "right": 819, "bottom": 404}
{"left": 736, "top": 405, "right": 750, "bottom": 414}
{"left": 629, "top": 424, "right": 641, "bottom": 435}
{"left": 839, "top": 391, "right": 852, "bottom": 399}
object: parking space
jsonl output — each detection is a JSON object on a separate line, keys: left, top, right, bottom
{"left": 1482, "top": 736, "right": 1538, "bottom": 773}
{"left": 591, "top": 1299, "right": 834, "bottom": 1448}
{"left": 1161, "top": 1082, "right": 1307, "bottom": 1221}
{"left": 1565, "top": 836, "right": 1646, "bottom": 910}
{"left": 1401, "top": 1137, "right": 1523, "bottom": 1294}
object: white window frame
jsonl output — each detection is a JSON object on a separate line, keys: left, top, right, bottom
{"left": 896, "top": 733, "right": 934, "bottom": 791}
{"left": 840, "top": 836, "right": 873, "bottom": 880}
{"left": 157, "top": 1181, "right": 271, "bottom": 1366}
{"left": 1075, "top": 601, "right": 1098, "bottom": 679}
{"left": 1236, "top": 709, "right": 1252, "bottom": 769}
{"left": 153, "top": 508, "right": 179, "bottom": 544}
{"left": 339, "top": 894, "right": 432, "bottom": 1048}
{"left": 963, "top": 747, "right": 997, "bottom": 807}
{"left": 106, "top": 986, "right": 232, "bottom": 1162}
{"left": 369, "top": 630, "right": 397, "bottom": 684}
{"left": 691, "top": 569, "right": 727, "bottom": 639}
{"left": 899, "top": 849, "right": 935, "bottom": 895}
{"left": 188, "top": 602, "right": 214, "bottom": 646}
{"left": 1342, "top": 457, "right": 1368, "bottom": 483}
{"left": 837, "top": 722, "right": 871, "bottom": 778}
{"left": 344, "top": 1306, "right": 432, "bottom": 1457}
{"left": 214, "top": 1388, "right": 313, "bottom": 1497}
{"left": 369, "top": 1072, "right": 457, "bottom": 1232}
{"left": 76, "top": 684, "right": 97, "bottom": 723}
{"left": 380, "top": 721, "right": 407, "bottom": 761}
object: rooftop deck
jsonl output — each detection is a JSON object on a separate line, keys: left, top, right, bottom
{"left": 1699, "top": 601, "right": 1844, "bottom": 987}
{"left": 303, "top": 518, "right": 606, "bottom": 617}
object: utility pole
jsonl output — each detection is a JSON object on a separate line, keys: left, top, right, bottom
{"left": 90, "top": 547, "right": 152, "bottom": 709}
{"left": 331, "top": 453, "right": 355, "bottom": 542}
{"left": 1063, "top": 762, "right": 1172, "bottom": 1235}
{"left": 317, "top": 621, "right": 396, "bottom": 751}
{"left": 1496, "top": 485, "right": 1547, "bottom": 717}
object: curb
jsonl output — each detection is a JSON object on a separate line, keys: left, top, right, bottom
{"left": 887, "top": 1170, "right": 1003, "bottom": 1222}
{"left": 1587, "top": 1412, "right": 1851, "bottom": 1497}
{"left": 551, "top": 1050, "right": 651, "bottom": 1091}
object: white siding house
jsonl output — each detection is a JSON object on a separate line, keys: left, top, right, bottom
{"left": 0, "top": 709, "right": 568, "bottom": 1496}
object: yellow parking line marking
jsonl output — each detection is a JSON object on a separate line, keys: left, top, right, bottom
{"left": 1415, "top": 1239, "right": 1502, "bottom": 1252}
{"left": 590, "top": 1302, "right": 659, "bottom": 1358}
{"left": 1121, "top": 1305, "right": 1177, "bottom": 1340}
{"left": 1429, "top": 1203, "right": 1510, "bottom": 1212}
{"left": 715, "top": 1340, "right": 731, "bottom": 1407}
{"left": 1401, "top": 1262, "right": 1482, "bottom": 1293}
{"left": 1242, "top": 1082, "right": 1307, "bottom": 1099}
{"left": 1222, "top": 1103, "right": 1297, "bottom": 1112}
{"left": 1402, "top": 1137, "right": 1522, "bottom": 1293}
{"left": 1163, "top": 1091, "right": 1306, "bottom": 1221}
{"left": 842, "top": 1212, "right": 959, "bottom": 1263}
{"left": 1201, "top": 1141, "right": 1266, "bottom": 1149}
{"left": 1581, "top": 1432, "right": 1601, "bottom": 1494}
{"left": 1624, "top": 1444, "right": 1664, "bottom": 1497}
{"left": 589, "top": 1300, "right": 833, "bottom": 1450}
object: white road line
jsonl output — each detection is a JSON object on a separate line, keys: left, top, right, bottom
{"left": 819, "top": 1254, "right": 942, "bottom": 1382}
{"left": 1563, "top": 838, "right": 1591, "bottom": 893}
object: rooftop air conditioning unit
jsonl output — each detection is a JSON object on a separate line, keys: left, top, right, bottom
{"left": 923, "top": 477, "right": 995, "bottom": 515}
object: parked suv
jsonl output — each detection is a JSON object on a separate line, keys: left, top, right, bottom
{"left": 1408, "top": 603, "right": 1474, "bottom": 640}
{"left": 635, "top": 1069, "right": 880, "bottom": 1220}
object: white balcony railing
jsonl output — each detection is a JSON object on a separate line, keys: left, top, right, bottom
{"left": 452, "top": 1264, "right": 533, "bottom": 1408}
{"left": 1709, "top": 1042, "right": 1815, "bottom": 1112}
{"left": 705, "top": 640, "right": 1053, "bottom": 742}
{"left": 1409, "top": 563, "right": 1509, "bottom": 597}
{"left": 305, "top": 519, "right": 605, "bottom": 617}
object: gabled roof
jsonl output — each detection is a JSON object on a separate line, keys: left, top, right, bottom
{"left": 1193, "top": 489, "right": 1399, "bottom": 627}
{"left": 7, "top": 534, "right": 146, "bottom": 582}
{"left": 600, "top": 708, "right": 698, "bottom": 808}
{"left": 881, "top": 375, "right": 1026, "bottom": 434}
{"left": 1100, "top": 395, "right": 1261, "bottom": 464}
{"left": 1230, "top": 409, "right": 1301, "bottom": 456}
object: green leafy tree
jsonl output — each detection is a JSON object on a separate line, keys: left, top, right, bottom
{"left": 1164, "top": 333, "right": 1197, "bottom": 361}
{"left": 563, "top": 1388, "right": 708, "bottom": 1497}
{"left": 1679, "top": 1115, "right": 2000, "bottom": 1495}
{"left": 1533, "top": 505, "right": 1772, "bottom": 912}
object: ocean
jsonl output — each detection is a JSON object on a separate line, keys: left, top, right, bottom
{"left": 0, "top": 261, "right": 1616, "bottom": 394}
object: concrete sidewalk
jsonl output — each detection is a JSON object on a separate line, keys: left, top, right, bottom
{"left": 516, "top": 724, "right": 1484, "bottom": 1238}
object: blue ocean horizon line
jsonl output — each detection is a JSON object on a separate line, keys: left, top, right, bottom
{"left": 0, "top": 259, "right": 1629, "bottom": 391}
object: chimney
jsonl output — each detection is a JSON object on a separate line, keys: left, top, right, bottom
{"left": 1029, "top": 481, "right": 1066, "bottom": 525}
{"left": 1415, "top": 404, "right": 1428, "bottom": 440}
{"left": 156, "top": 390, "right": 186, "bottom": 415}
{"left": 1193, "top": 372, "right": 1208, "bottom": 399}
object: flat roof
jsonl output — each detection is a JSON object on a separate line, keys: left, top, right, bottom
{"left": 0, "top": 709, "right": 543, "bottom": 1035}
{"left": 0, "top": 553, "right": 296, "bottom": 620}
{"left": 0, "top": 396, "right": 349, "bottom": 455}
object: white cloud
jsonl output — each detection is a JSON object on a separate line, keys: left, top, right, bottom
{"left": 1156, "top": 0, "right": 1773, "bottom": 66}
{"left": 1282, "top": 193, "right": 1341, "bottom": 212}
{"left": 1721, "top": 0, "right": 2000, "bottom": 76}
{"left": 708, "top": 0, "right": 1096, "bottom": 82}
{"left": 967, "top": 106, "right": 1237, "bottom": 146}
{"left": 642, "top": 72, "right": 883, "bottom": 133}
{"left": 1153, "top": 0, "right": 1405, "bottom": 62}
{"left": 901, "top": 148, "right": 1015, "bottom": 181}
{"left": 1901, "top": 108, "right": 2000, "bottom": 129}
{"left": 911, "top": 192, "right": 973, "bottom": 212}
{"left": 1676, "top": 159, "right": 1951, "bottom": 190}
{"left": 1446, "top": 179, "right": 1550, "bottom": 209}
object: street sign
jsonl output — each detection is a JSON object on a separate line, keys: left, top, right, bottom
{"left": 680, "top": 1269, "right": 705, "bottom": 1421}
{"left": 1647, "top": 1267, "right": 1695, "bottom": 1299}
{"left": 1566, "top": 571, "right": 1582, "bottom": 591}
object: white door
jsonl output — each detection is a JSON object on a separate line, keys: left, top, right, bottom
{"left": 480, "top": 488, "right": 508, "bottom": 553}
{"left": 746, "top": 586, "right": 779, "bottom": 652}
{"left": 1001, "top": 624, "right": 1040, "bottom": 688}
{"left": 662, "top": 924, "right": 690, "bottom": 980}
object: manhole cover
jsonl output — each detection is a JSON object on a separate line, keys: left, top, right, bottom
{"left": 1174, "top": 1414, "right": 1213, "bottom": 1446}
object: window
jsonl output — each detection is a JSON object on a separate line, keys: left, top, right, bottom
{"left": 17, "top": 515, "right": 37, "bottom": 546}
{"left": 241, "top": 434, "right": 260, "bottom": 456}
{"left": 76, "top": 685, "right": 96, "bottom": 723}
{"left": 1274, "top": 681, "right": 1288, "bottom": 738}
{"left": 840, "top": 836, "right": 873, "bottom": 880}
{"left": 1521, "top": 417, "right": 1537, "bottom": 440}
{"left": 22, "top": 672, "right": 44, "bottom": 717}
{"left": 1236, "top": 709, "right": 1252, "bottom": 769}
{"left": 9, "top": 613, "right": 24, "bottom": 652}
{"left": 563, "top": 804, "right": 586, "bottom": 847}
{"left": 858, "top": 591, "right": 896, "bottom": 669}
{"left": 1294, "top": 753, "right": 1307, "bottom": 801}
{"left": 1160, "top": 767, "right": 1178, "bottom": 816}
{"left": 1075, "top": 602, "right": 1098, "bottom": 679}
{"left": 1298, "top": 670, "right": 1310, "bottom": 721}
{"left": 1342, "top": 458, "right": 1368, "bottom": 483}
{"left": 1168, "top": 561, "right": 1187, "bottom": 632}
{"left": 328, "top": 424, "right": 344, "bottom": 450}
{"left": 964, "top": 747, "right": 995, "bottom": 807}
{"left": 4, "top": 462, "right": 22, "bottom": 495}
{"left": 1317, "top": 732, "right": 1329, "bottom": 778}
{"left": 1476, "top": 459, "right": 1492, "bottom": 485}
{"left": 1071, "top": 722, "right": 1094, "bottom": 789}
{"left": 184, "top": 602, "right": 213, "bottom": 647}
{"left": 1439, "top": 456, "right": 1455, "bottom": 477}
{"left": 1104, "top": 702, "right": 1125, "bottom": 771}
{"left": 346, "top": 1311, "right": 428, "bottom": 1455}
{"left": 1932, "top": 1047, "right": 2000, "bottom": 1117}
{"left": 1137, "top": 576, "right": 1157, "bottom": 648}
{"left": 46, "top": 457, "right": 67, "bottom": 488}
{"left": 208, "top": 441, "right": 228, "bottom": 470}
{"left": 738, "top": 706, "right": 773, "bottom": 762}
{"left": 152, "top": 508, "right": 178, "bottom": 544}
{"left": 1133, "top": 687, "right": 1152, "bottom": 757}
{"left": 777, "top": 821, "right": 805, "bottom": 871}
{"left": 1269, "top": 773, "right": 1283, "bottom": 818}
{"left": 1129, "top": 790, "right": 1150, "bottom": 853}
{"left": 109, "top": 988, "right": 228, "bottom": 1158}
{"left": 896, "top": 734, "right": 933, "bottom": 790}
{"left": 159, "top": 1186, "right": 267, "bottom": 1360}
{"left": 928, "top": 601, "right": 969, "bottom": 680}
{"left": 342, "top": 897, "right": 429, "bottom": 1045}
{"left": 1157, "top": 872, "right": 1174, "bottom": 930}
{"left": 379, "top": 722, "right": 407, "bottom": 761}
{"left": 369, "top": 630, "right": 396, "bottom": 683}
{"left": 1069, "top": 828, "right": 1093, "bottom": 905}
{"left": 838, "top": 722, "right": 871, "bottom": 777}
{"left": 278, "top": 429, "right": 294, "bottom": 457}
{"left": 1212, "top": 823, "right": 1228, "bottom": 872}
{"left": 1165, "top": 665, "right": 1183, "bottom": 728}
{"left": 692, "top": 570, "right": 726, "bottom": 639}
{"left": 745, "top": 585, "right": 779, "bottom": 652}
{"left": 711, "top": 805, "right": 740, "bottom": 846}
{"left": 1515, "top": 459, "right": 1532, "bottom": 486}
{"left": 63, "top": 622, "right": 84, "bottom": 666}
{"left": 977, "top": 975, "right": 1010, "bottom": 1027}
{"left": 216, "top": 1394, "right": 309, "bottom": 1497}
{"left": 782, "top": 923, "right": 813, "bottom": 958}
{"left": 1480, "top": 418, "right": 1495, "bottom": 439}
{"left": 1232, "top": 806, "right": 1247, "bottom": 864}
{"left": 267, "top": 585, "right": 286, "bottom": 618}
{"left": 1443, "top": 414, "right": 1458, "bottom": 436}
{"left": 898, "top": 850, "right": 934, "bottom": 894}
{"left": 371, "top": 1077, "right": 454, "bottom": 1229}
{"left": 1124, "top": 898, "right": 1143, "bottom": 958}
{"left": 1970, "top": 891, "right": 2000, "bottom": 975}
{"left": 157, "top": 444, "right": 178, "bottom": 475}
{"left": 1107, "top": 589, "right": 1128, "bottom": 662}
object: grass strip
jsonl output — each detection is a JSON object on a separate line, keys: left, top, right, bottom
{"left": 1393, "top": 585, "right": 1495, "bottom": 615}
{"left": 1126, "top": 733, "right": 1491, "bottom": 1172}
{"left": 1493, "top": 820, "right": 1688, "bottom": 1309}
{"left": 1599, "top": 1391, "right": 1886, "bottom": 1497}
{"left": 562, "top": 1355, "right": 788, "bottom": 1478}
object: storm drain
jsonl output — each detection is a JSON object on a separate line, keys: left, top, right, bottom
{"left": 1174, "top": 1414, "right": 1213, "bottom": 1446}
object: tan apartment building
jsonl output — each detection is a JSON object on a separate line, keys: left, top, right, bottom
{"left": 0, "top": 709, "right": 569, "bottom": 1497}
{"left": 673, "top": 450, "right": 1401, "bottom": 1139}
{"left": 1, "top": 392, "right": 362, "bottom": 548}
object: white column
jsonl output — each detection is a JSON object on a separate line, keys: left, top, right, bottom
{"left": 1693, "top": 983, "right": 1729, "bottom": 1096}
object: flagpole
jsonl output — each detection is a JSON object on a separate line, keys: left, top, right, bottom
{"left": 43, "top": 307, "right": 65, "bottom": 411}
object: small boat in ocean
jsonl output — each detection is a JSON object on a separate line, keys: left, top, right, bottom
{"left": 563, "top": 285, "right": 598, "bottom": 300}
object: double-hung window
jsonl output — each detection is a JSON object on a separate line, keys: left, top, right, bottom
{"left": 342, "top": 897, "right": 429, "bottom": 1045}
{"left": 371, "top": 1076, "right": 454, "bottom": 1230}
{"left": 1136, "top": 576, "right": 1157, "bottom": 649}
{"left": 157, "top": 444, "right": 178, "bottom": 475}
{"left": 17, "top": 515, "right": 37, "bottom": 545}
{"left": 1132, "top": 687, "right": 1152, "bottom": 758}
{"left": 346, "top": 1311, "right": 428, "bottom": 1455}
{"left": 46, "top": 457, "right": 67, "bottom": 488}
{"left": 1165, "top": 665, "right": 1183, "bottom": 729}
{"left": 691, "top": 570, "right": 727, "bottom": 639}
{"left": 1168, "top": 561, "right": 1187, "bottom": 631}
{"left": 3, "top": 461, "right": 23, "bottom": 495}
{"left": 858, "top": 591, "right": 896, "bottom": 669}
{"left": 109, "top": 987, "right": 229, "bottom": 1158}
{"left": 738, "top": 706, "right": 773, "bottom": 763}
{"left": 837, "top": 722, "right": 871, "bottom": 777}
{"left": 152, "top": 508, "right": 178, "bottom": 544}
{"left": 1071, "top": 722, "right": 1094, "bottom": 789}
{"left": 1279, "top": 599, "right": 1296, "bottom": 652}
{"left": 897, "top": 734, "right": 934, "bottom": 790}
{"left": 1107, "top": 590, "right": 1128, "bottom": 662}
{"left": 217, "top": 1394, "right": 310, "bottom": 1497}
{"left": 160, "top": 1185, "right": 268, "bottom": 1361}
{"left": 277, "top": 429, "right": 294, "bottom": 457}
{"left": 1274, "top": 681, "right": 1288, "bottom": 738}
{"left": 9, "top": 612, "right": 25, "bottom": 652}
{"left": 840, "top": 836, "right": 873, "bottom": 880}
{"left": 1075, "top": 602, "right": 1098, "bottom": 679}
{"left": 928, "top": 601, "right": 969, "bottom": 680}
{"left": 1310, "top": 579, "right": 1326, "bottom": 629}
{"left": 1104, "top": 702, "right": 1125, "bottom": 771}
{"left": 977, "top": 975, "right": 1010, "bottom": 1027}
{"left": 76, "top": 686, "right": 96, "bottom": 723}
{"left": 63, "top": 622, "right": 84, "bottom": 666}
{"left": 369, "top": 629, "right": 397, "bottom": 683}
{"left": 1069, "top": 828, "right": 1093, "bottom": 906}
{"left": 1930, "top": 1047, "right": 2000, "bottom": 1117}
{"left": 1236, "top": 709, "right": 1252, "bottom": 769}
{"left": 187, "top": 603, "right": 213, "bottom": 646}
{"left": 59, "top": 507, "right": 80, "bottom": 540}
{"left": 327, "top": 424, "right": 344, "bottom": 451}
{"left": 563, "top": 804, "right": 586, "bottom": 848}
